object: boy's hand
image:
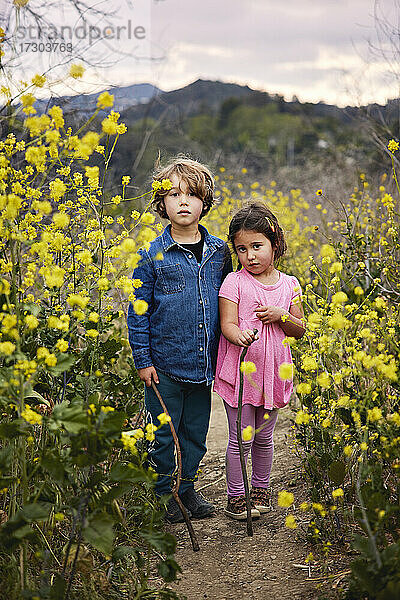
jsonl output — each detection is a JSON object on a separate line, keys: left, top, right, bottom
{"left": 138, "top": 366, "right": 159, "bottom": 387}
{"left": 255, "top": 304, "right": 286, "bottom": 324}
{"left": 236, "top": 328, "right": 258, "bottom": 347}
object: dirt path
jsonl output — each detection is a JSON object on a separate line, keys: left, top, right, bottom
{"left": 167, "top": 394, "right": 324, "bottom": 600}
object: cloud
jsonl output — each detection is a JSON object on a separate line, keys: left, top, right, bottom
{"left": 5, "top": 0, "right": 399, "bottom": 106}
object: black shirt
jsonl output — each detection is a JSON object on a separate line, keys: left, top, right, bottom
{"left": 181, "top": 230, "right": 205, "bottom": 264}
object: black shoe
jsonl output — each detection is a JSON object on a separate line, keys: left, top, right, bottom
{"left": 180, "top": 488, "right": 215, "bottom": 519}
{"left": 164, "top": 496, "right": 191, "bottom": 524}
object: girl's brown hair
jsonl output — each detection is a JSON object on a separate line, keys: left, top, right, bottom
{"left": 228, "top": 202, "right": 287, "bottom": 262}
{"left": 151, "top": 155, "right": 214, "bottom": 219}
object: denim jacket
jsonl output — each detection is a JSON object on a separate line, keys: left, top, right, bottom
{"left": 127, "top": 223, "right": 232, "bottom": 384}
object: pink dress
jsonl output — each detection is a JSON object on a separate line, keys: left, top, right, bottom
{"left": 214, "top": 269, "right": 302, "bottom": 410}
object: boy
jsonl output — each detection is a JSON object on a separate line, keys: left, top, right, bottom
{"left": 127, "top": 157, "right": 232, "bottom": 523}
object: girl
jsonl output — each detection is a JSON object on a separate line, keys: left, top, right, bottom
{"left": 214, "top": 202, "right": 305, "bottom": 520}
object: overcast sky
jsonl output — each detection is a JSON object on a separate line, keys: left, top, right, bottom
{"left": 4, "top": 0, "right": 400, "bottom": 106}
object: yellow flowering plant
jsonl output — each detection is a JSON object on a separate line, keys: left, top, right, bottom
{"left": 0, "top": 84, "right": 179, "bottom": 597}
{"left": 202, "top": 165, "right": 400, "bottom": 588}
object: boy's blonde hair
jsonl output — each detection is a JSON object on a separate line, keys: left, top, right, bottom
{"left": 151, "top": 155, "right": 215, "bottom": 219}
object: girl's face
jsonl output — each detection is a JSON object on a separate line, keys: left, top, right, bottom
{"left": 163, "top": 173, "right": 203, "bottom": 228}
{"left": 233, "top": 229, "right": 275, "bottom": 275}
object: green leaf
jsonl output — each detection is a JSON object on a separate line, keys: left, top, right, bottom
{"left": 83, "top": 512, "right": 114, "bottom": 555}
{"left": 20, "top": 502, "right": 52, "bottom": 523}
{"left": 0, "top": 420, "right": 25, "bottom": 440}
{"left": 328, "top": 460, "right": 346, "bottom": 485}
{"left": 141, "top": 529, "right": 176, "bottom": 556}
{"left": 50, "top": 401, "right": 88, "bottom": 434}
{"left": 157, "top": 557, "right": 181, "bottom": 583}
{"left": 41, "top": 450, "right": 66, "bottom": 482}
{"left": 112, "top": 545, "right": 139, "bottom": 561}
{"left": 47, "top": 353, "right": 76, "bottom": 376}
{"left": 24, "top": 388, "right": 51, "bottom": 407}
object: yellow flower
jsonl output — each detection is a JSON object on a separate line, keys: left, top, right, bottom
{"left": 45, "top": 354, "right": 57, "bottom": 367}
{"left": 31, "top": 74, "right": 46, "bottom": 88}
{"left": 316, "top": 189, "right": 323, "bottom": 196}
{"left": 295, "top": 410, "right": 311, "bottom": 425}
{"left": 329, "top": 261, "right": 342, "bottom": 274}
{"left": 133, "top": 299, "right": 148, "bottom": 315}
{"left": 55, "top": 339, "right": 68, "bottom": 352}
{"left": 97, "top": 91, "right": 114, "bottom": 109}
{"left": 332, "top": 488, "right": 344, "bottom": 498}
{"left": 374, "top": 297, "right": 386, "bottom": 309}
{"left": 141, "top": 212, "right": 155, "bottom": 225}
{"left": 242, "top": 425, "right": 253, "bottom": 441}
{"left": 25, "top": 315, "right": 39, "bottom": 330}
{"left": 157, "top": 412, "right": 171, "bottom": 426}
{"left": 52, "top": 212, "right": 70, "bottom": 229}
{"left": 76, "top": 250, "right": 92, "bottom": 265}
{"left": 328, "top": 313, "right": 349, "bottom": 330}
{"left": 331, "top": 291, "right": 348, "bottom": 305}
{"left": 69, "top": 63, "right": 85, "bottom": 78}
{"left": 320, "top": 244, "right": 335, "bottom": 259}
{"left": 40, "top": 266, "right": 65, "bottom": 288}
{"left": 279, "top": 362, "right": 293, "bottom": 380}
{"left": 161, "top": 178, "right": 172, "bottom": 190}
{"left": 301, "top": 356, "right": 317, "bottom": 371}
{"left": 111, "top": 195, "right": 122, "bottom": 205}
{"left": 49, "top": 178, "right": 67, "bottom": 200}
{"left": 354, "top": 286, "right": 364, "bottom": 296}
{"left": 316, "top": 372, "right": 331, "bottom": 388}
{"left": 278, "top": 490, "right": 294, "bottom": 508}
{"left": 240, "top": 361, "right": 256, "bottom": 374}
{"left": 296, "top": 382, "right": 311, "bottom": 395}
{"left": 97, "top": 278, "right": 110, "bottom": 291}
{"left": 367, "top": 407, "right": 383, "bottom": 423}
{"left": 102, "top": 118, "right": 118, "bottom": 135}
{"left": 121, "top": 432, "right": 137, "bottom": 453}
{"left": 344, "top": 445, "right": 353, "bottom": 457}
{"left": 145, "top": 423, "right": 157, "bottom": 441}
{"left": 388, "top": 139, "right": 399, "bottom": 153}
{"left": 0, "top": 279, "right": 10, "bottom": 295}
{"left": 67, "top": 294, "right": 89, "bottom": 309}
{"left": 0, "top": 341, "right": 16, "bottom": 355}
{"left": 21, "top": 93, "right": 36, "bottom": 107}
{"left": 86, "top": 329, "right": 99, "bottom": 338}
{"left": 21, "top": 405, "right": 42, "bottom": 426}
{"left": 285, "top": 514, "right": 297, "bottom": 529}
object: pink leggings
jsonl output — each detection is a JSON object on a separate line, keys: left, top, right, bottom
{"left": 224, "top": 402, "right": 278, "bottom": 497}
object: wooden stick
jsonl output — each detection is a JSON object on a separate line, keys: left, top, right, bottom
{"left": 237, "top": 329, "right": 258, "bottom": 537}
{"left": 151, "top": 381, "right": 200, "bottom": 552}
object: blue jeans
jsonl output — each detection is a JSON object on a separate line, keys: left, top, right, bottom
{"left": 145, "top": 371, "right": 212, "bottom": 496}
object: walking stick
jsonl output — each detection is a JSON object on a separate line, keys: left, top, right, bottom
{"left": 151, "top": 381, "right": 200, "bottom": 552}
{"left": 237, "top": 329, "right": 258, "bottom": 537}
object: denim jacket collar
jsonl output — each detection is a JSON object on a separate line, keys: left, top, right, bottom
{"left": 160, "top": 223, "right": 224, "bottom": 253}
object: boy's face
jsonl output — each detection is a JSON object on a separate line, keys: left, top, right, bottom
{"left": 163, "top": 173, "right": 204, "bottom": 229}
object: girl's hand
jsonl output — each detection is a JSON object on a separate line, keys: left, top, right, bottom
{"left": 138, "top": 366, "right": 159, "bottom": 387}
{"left": 235, "top": 328, "right": 258, "bottom": 347}
{"left": 255, "top": 304, "right": 287, "bottom": 324}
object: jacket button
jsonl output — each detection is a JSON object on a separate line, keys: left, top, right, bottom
{"left": 199, "top": 299, "right": 203, "bottom": 304}
{"left": 199, "top": 347, "right": 203, "bottom": 352}
{"left": 199, "top": 323, "right": 203, "bottom": 328}
{"left": 188, "top": 254, "right": 192, "bottom": 258}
